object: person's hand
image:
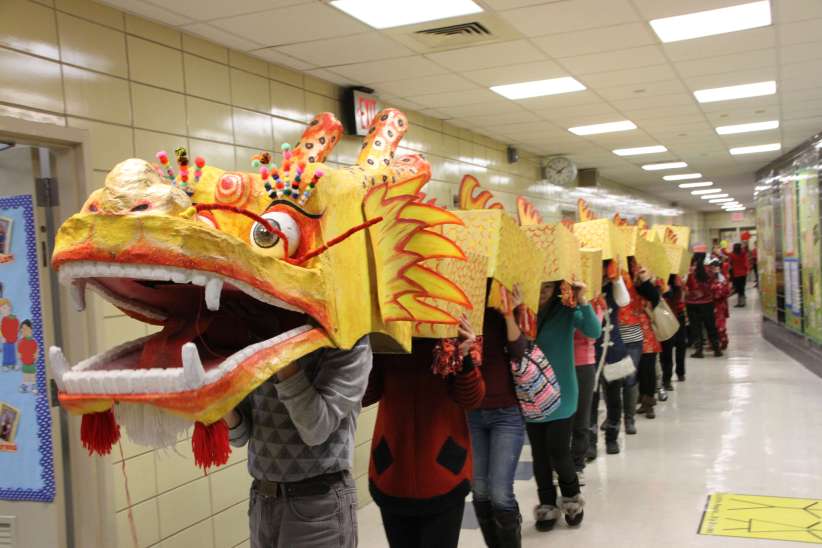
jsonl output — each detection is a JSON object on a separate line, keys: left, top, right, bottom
{"left": 223, "top": 409, "right": 240, "bottom": 429}
{"left": 510, "top": 283, "right": 524, "bottom": 310}
{"left": 572, "top": 281, "right": 588, "bottom": 305}
{"left": 277, "top": 361, "right": 300, "bottom": 381}
{"left": 636, "top": 266, "right": 651, "bottom": 283}
{"left": 457, "top": 314, "right": 477, "bottom": 357}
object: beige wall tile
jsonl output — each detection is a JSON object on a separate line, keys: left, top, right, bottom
{"left": 190, "top": 138, "right": 236, "bottom": 170}
{"left": 125, "top": 14, "right": 180, "bottom": 48}
{"left": 355, "top": 473, "right": 371, "bottom": 508}
{"left": 116, "top": 498, "right": 160, "bottom": 548}
{"left": 187, "top": 97, "right": 233, "bottom": 142}
{"left": 213, "top": 502, "right": 248, "bottom": 548}
{"left": 305, "top": 92, "right": 342, "bottom": 121}
{"left": 224, "top": 444, "right": 247, "bottom": 466}
{"left": 132, "top": 83, "right": 186, "bottom": 135}
{"left": 63, "top": 66, "right": 131, "bottom": 125}
{"left": 209, "top": 462, "right": 250, "bottom": 513}
{"left": 155, "top": 439, "right": 203, "bottom": 494}
{"left": 353, "top": 439, "right": 370, "bottom": 479}
{"left": 157, "top": 476, "right": 212, "bottom": 538}
{"left": 271, "top": 117, "right": 306, "bottom": 149}
{"left": 0, "top": 0, "right": 60, "bottom": 59}
{"left": 232, "top": 108, "right": 273, "bottom": 150}
{"left": 159, "top": 518, "right": 214, "bottom": 548}
{"left": 0, "top": 104, "right": 65, "bottom": 127}
{"left": 332, "top": 136, "right": 360, "bottom": 166}
{"left": 230, "top": 69, "right": 269, "bottom": 113}
{"left": 229, "top": 51, "right": 267, "bottom": 77}
{"left": 356, "top": 405, "right": 377, "bottom": 445}
{"left": 56, "top": 0, "right": 123, "bottom": 29}
{"left": 68, "top": 117, "right": 133, "bottom": 171}
{"left": 234, "top": 146, "right": 262, "bottom": 171}
{"left": 304, "top": 74, "right": 339, "bottom": 99}
{"left": 183, "top": 33, "right": 228, "bottom": 64}
{"left": 269, "top": 80, "right": 305, "bottom": 122}
{"left": 134, "top": 129, "right": 188, "bottom": 163}
{"left": 128, "top": 36, "right": 184, "bottom": 92}
{"left": 0, "top": 48, "right": 64, "bottom": 113}
{"left": 233, "top": 541, "right": 251, "bottom": 548}
{"left": 113, "top": 451, "right": 157, "bottom": 511}
{"left": 115, "top": 433, "right": 155, "bottom": 462}
{"left": 185, "top": 54, "right": 231, "bottom": 103}
{"left": 98, "top": 313, "right": 144, "bottom": 349}
{"left": 58, "top": 12, "right": 127, "bottom": 77}
{"left": 269, "top": 63, "right": 302, "bottom": 87}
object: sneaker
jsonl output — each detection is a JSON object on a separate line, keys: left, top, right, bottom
{"left": 552, "top": 471, "right": 558, "bottom": 486}
{"left": 657, "top": 387, "right": 669, "bottom": 401}
{"left": 559, "top": 494, "right": 585, "bottom": 527}
{"left": 534, "top": 505, "right": 559, "bottom": 532}
{"left": 663, "top": 382, "right": 675, "bottom": 391}
{"left": 624, "top": 417, "right": 637, "bottom": 435}
{"left": 606, "top": 439, "right": 620, "bottom": 454}
{"left": 576, "top": 469, "right": 586, "bottom": 486}
{"left": 714, "top": 349, "right": 723, "bottom": 357}
{"left": 690, "top": 351, "right": 704, "bottom": 359}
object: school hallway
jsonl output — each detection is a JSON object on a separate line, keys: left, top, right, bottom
{"left": 357, "top": 289, "right": 822, "bottom": 547}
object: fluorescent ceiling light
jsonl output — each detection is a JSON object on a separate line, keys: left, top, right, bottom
{"left": 612, "top": 145, "right": 667, "bottom": 156}
{"left": 650, "top": 1, "right": 771, "bottom": 43}
{"left": 725, "top": 207, "right": 746, "bottom": 211}
{"left": 716, "top": 120, "right": 779, "bottom": 135}
{"left": 694, "top": 81, "right": 776, "bottom": 103}
{"left": 710, "top": 198, "right": 735, "bottom": 203}
{"left": 702, "top": 193, "right": 728, "bottom": 199}
{"left": 643, "top": 161, "right": 688, "bottom": 171}
{"left": 330, "top": 0, "right": 483, "bottom": 29}
{"left": 663, "top": 173, "right": 702, "bottom": 181}
{"left": 723, "top": 203, "right": 743, "bottom": 208}
{"left": 569, "top": 120, "right": 637, "bottom": 136}
{"left": 491, "top": 77, "right": 586, "bottom": 100}
{"left": 730, "top": 143, "right": 781, "bottom": 155}
{"left": 691, "top": 189, "right": 722, "bottom": 195}
{"left": 679, "top": 182, "right": 714, "bottom": 188}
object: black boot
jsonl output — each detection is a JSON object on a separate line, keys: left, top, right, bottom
{"left": 474, "top": 500, "right": 500, "bottom": 548}
{"left": 585, "top": 429, "right": 597, "bottom": 461}
{"left": 493, "top": 508, "right": 522, "bottom": 548}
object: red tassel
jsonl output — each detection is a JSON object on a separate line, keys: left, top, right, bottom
{"left": 80, "top": 409, "right": 121, "bottom": 456}
{"left": 192, "top": 420, "right": 231, "bottom": 471}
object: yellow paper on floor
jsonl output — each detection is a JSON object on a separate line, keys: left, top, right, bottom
{"left": 699, "top": 492, "right": 822, "bottom": 544}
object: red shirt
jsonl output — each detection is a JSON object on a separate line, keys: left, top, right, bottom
{"left": 18, "top": 337, "right": 37, "bottom": 365}
{"left": 477, "top": 309, "right": 518, "bottom": 409}
{"left": 685, "top": 268, "right": 716, "bottom": 304}
{"left": 730, "top": 251, "right": 749, "bottom": 277}
{"left": 1, "top": 316, "right": 19, "bottom": 343}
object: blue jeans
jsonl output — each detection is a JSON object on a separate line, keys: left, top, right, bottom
{"left": 468, "top": 406, "right": 525, "bottom": 512}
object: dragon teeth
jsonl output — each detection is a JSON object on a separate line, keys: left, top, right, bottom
{"left": 205, "top": 277, "right": 223, "bottom": 311}
{"left": 70, "top": 280, "right": 87, "bottom": 312}
{"left": 181, "top": 343, "right": 206, "bottom": 389}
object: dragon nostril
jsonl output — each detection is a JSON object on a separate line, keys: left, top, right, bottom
{"left": 131, "top": 203, "right": 150, "bottom": 212}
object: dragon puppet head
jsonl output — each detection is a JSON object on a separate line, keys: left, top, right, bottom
{"left": 49, "top": 109, "right": 469, "bottom": 465}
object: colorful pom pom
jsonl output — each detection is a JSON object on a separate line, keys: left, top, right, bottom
{"left": 195, "top": 156, "right": 205, "bottom": 168}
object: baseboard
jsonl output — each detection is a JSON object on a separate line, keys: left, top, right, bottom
{"left": 762, "top": 317, "right": 822, "bottom": 379}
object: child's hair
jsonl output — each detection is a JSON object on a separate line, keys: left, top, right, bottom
{"left": 20, "top": 319, "right": 32, "bottom": 331}
{"left": 0, "top": 298, "right": 9, "bottom": 308}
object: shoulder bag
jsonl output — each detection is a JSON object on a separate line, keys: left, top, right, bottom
{"left": 510, "top": 342, "right": 561, "bottom": 421}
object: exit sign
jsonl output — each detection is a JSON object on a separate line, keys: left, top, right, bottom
{"left": 731, "top": 212, "right": 744, "bottom": 221}
{"left": 352, "top": 90, "right": 381, "bottom": 136}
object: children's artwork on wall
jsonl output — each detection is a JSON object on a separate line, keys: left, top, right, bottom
{"left": 0, "top": 195, "right": 54, "bottom": 502}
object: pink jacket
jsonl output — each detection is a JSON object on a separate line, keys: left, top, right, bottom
{"left": 574, "top": 305, "right": 604, "bottom": 366}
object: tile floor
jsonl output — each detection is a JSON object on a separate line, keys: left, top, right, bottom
{"left": 358, "top": 289, "right": 822, "bottom": 547}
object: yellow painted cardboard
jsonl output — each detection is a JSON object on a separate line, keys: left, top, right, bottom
{"left": 573, "top": 219, "right": 626, "bottom": 270}
{"left": 520, "top": 222, "right": 581, "bottom": 283}
{"left": 579, "top": 248, "right": 603, "bottom": 300}
{"left": 664, "top": 244, "right": 692, "bottom": 277}
{"left": 654, "top": 224, "right": 691, "bottom": 248}
{"left": 618, "top": 226, "right": 639, "bottom": 258}
{"left": 446, "top": 209, "right": 546, "bottom": 314}
{"left": 699, "top": 492, "right": 822, "bottom": 544}
{"left": 635, "top": 237, "right": 671, "bottom": 280}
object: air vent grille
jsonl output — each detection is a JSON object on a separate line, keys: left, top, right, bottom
{"left": 416, "top": 22, "right": 491, "bottom": 37}
{"left": 0, "top": 516, "right": 16, "bottom": 548}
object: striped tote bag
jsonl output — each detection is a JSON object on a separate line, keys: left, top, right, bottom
{"left": 510, "top": 343, "right": 561, "bottom": 421}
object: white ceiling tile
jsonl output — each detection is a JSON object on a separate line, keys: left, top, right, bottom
{"left": 483, "top": 0, "right": 551, "bottom": 9}
{"left": 249, "top": 47, "right": 316, "bottom": 70}
{"left": 140, "top": 0, "right": 310, "bottom": 21}
{"left": 99, "top": 0, "right": 193, "bottom": 26}
{"left": 518, "top": 90, "right": 603, "bottom": 111}
{"left": 631, "top": 0, "right": 750, "bottom": 19}
{"left": 777, "top": 18, "right": 822, "bottom": 46}
{"left": 775, "top": 0, "right": 822, "bottom": 23}
{"left": 663, "top": 27, "right": 775, "bottom": 62}
{"left": 274, "top": 33, "right": 412, "bottom": 66}
{"left": 210, "top": 3, "right": 368, "bottom": 47}
{"left": 597, "top": 80, "right": 689, "bottom": 101}
{"left": 697, "top": 94, "right": 779, "bottom": 114}
{"left": 674, "top": 48, "right": 777, "bottom": 78}
{"left": 438, "top": 100, "right": 529, "bottom": 118}
{"left": 781, "top": 59, "right": 822, "bottom": 86}
{"left": 609, "top": 93, "right": 695, "bottom": 112}
{"left": 380, "top": 95, "right": 425, "bottom": 111}
{"left": 580, "top": 65, "right": 678, "bottom": 89}
{"left": 540, "top": 103, "right": 624, "bottom": 124}
{"left": 500, "top": 0, "right": 639, "bottom": 37}
{"left": 779, "top": 42, "right": 822, "bottom": 64}
{"left": 531, "top": 23, "right": 656, "bottom": 58}
{"left": 459, "top": 110, "right": 537, "bottom": 127}
{"left": 404, "top": 88, "right": 501, "bottom": 108}
{"left": 374, "top": 74, "right": 478, "bottom": 96}
{"left": 781, "top": 87, "right": 822, "bottom": 104}
{"left": 327, "top": 56, "right": 449, "bottom": 84}
{"left": 781, "top": 115, "right": 822, "bottom": 133}
{"left": 703, "top": 104, "right": 781, "bottom": 124}
{"left": 425, "top": 39, "right": 546, "bottom": 72}
{"left": 681, "top": 67, "right": 779, "bottom": 92}
{"left": 182, "top": 23, "right": 264, "bottom": 51}
{"left": 303, "top": 68, "right": 360, "bottom": 87}
{"left": 461, "top": 60, "right": 567, "bottom": 87}
{"left": 559, "top": 46, "right": 667, "bottom": 75}
{"left": 620, "top": 103, "right": 705, "bottom": 121}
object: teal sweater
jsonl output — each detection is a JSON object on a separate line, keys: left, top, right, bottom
{"left": 531, "top": 303, "right": 601, "bottom": 423}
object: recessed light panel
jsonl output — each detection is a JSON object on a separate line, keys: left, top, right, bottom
{"left": 679, "top": 182, "right": 714, "bottom": 188}
{"left": 716, "top": 120, "right": 779, "bottom": 135}
{"left": 569, "top": 120, "right": 637, "bottom": 136}
{"left": 663, "top": 173, "right": 702, "bottom": 181}
{"left": 710, "top": 198, "right": 735, "bottom": 203}
{"left": 650, "top": 1, "right": 771, "bottom": 43}
{"left": 694, "top": 81, "right": 776, "bottom": 103}
{"left": 330, "top": 0, "right": 483, "bottom": 29}
{"left": 730, "top": 143, "right": 782, "bottom": 155}
{"left": 491, "top": 77, "right": 586, "bottom": 100}
{"left": 702, "top": 193, "right": 729, "bottom": 199}
{"left": 612, "top": 145, "right": 667, "bottom": 156}
{"left": 643, "top": 161, "right": 688, "bottom": 171}
{"left": 691, "top": 189, "right": 722, "bottom": 195}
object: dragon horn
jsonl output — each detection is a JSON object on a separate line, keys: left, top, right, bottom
{"left": 357, "top": 108, "right": 409, "bottom": 170}
{"left": 291, "top": 112, "right": 343, "bottom": 164}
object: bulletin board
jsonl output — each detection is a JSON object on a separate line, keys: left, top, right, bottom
{"left": 797, "top": 160, "right": 822, "bottom": 343}
{"left": 756, "top": 202, "right": 778, "bottom": 321}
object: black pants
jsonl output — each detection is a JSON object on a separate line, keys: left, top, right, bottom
{"left": 661, "top": 321, "right": 687, "bottom": 382}
{"left": 686, "top": 303, "right": 720, "bottom": 352}
{"left": 637, "top": 352, "right": 658, "bottom": 398}
{"left": 526, "top": 418, "right": 580, "bottom": 506}
{"left": 571, "top": 364, "right": 596, "bottom": 470}
{"left": 733, "top": 276, "right": 747, "bottom": 298}
{"left": 380, "top": 503, "right": 465, "bottom": 548}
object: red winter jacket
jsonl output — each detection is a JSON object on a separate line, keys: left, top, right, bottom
{"left": 364, "top": 338, "right": 485, "bottom": 515}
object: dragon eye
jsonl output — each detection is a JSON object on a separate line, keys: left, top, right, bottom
{"left": 250, "top": 211, "right": 301, "bottom": 257}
